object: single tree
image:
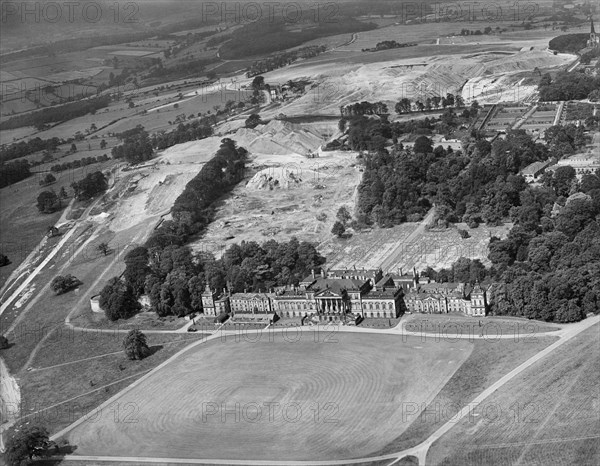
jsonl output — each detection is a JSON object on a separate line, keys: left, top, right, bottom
{"left": 0, "top": 335, "right": 9, "bottom": 349}
{"left": 59, "top": 186, "right": 68, "bottom": 198}
{"left": 336, "top": 206, "right": 351, "bottom": 225}
{"left": 39, "top": 173, "right": 56, "bottom": 186}
{"left": 98, "top": 242, "right": 109, "bottom": 256}
{"left": 413, "top": 135, "right": 433, "bottom": 154}
{"left": 0, "top": 253, "right": 10, "bottom": 267}
{"left": 123, "top": 329, "right": 150, "bottom": 360}
{"left": 251, "top": 75, "right": 265, "bottom": 90}
{"left": 331, "top": 221, "right": 346, "bottom": 237}
{"left": 36, "top": 191, "right": 61, "bottom": 214}
{"left": 100, "top": 139, "right": 107, "bottom": 149}
{"left": 245, "top": 113, "right": 262, "bottom": 129}
{"left": 50, "top": 274, "right": 81, "bottom": 295}
{"left": 70, "top": 143, "right": 77, "bottom": 152}
{"left": 4, "top": 424, "right": 50, "bottom": 466}
{"left": 99, "top": 277, "right": 142, "bottom": 321}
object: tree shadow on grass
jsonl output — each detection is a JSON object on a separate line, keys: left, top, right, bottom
{"left": 36, "top": 444, "right": 78, "bottom": 465}
{"left": 146, "top": 345, "right": 163, "bottom": 357}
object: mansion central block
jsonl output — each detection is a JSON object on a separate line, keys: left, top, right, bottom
{"left": 202, "top": 268, "right": 490, "bottom": 321}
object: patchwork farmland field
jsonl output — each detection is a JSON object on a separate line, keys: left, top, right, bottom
{"left": 426, "top": 323, "right": 600, "bottom": 466}
{"left": 61, "top": 331, "right": 473, "bottom": 461}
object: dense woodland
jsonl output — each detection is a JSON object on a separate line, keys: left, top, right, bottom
{"left": 486, "top": 169, "right": 600, "bottom": 322}
{"left": 111, "top": 120, "right": 214, "bottom": 164}
{"left": 0, "top": 137, "right": 62, "bottom": 163}
{"left": 409, "top": 167, "right": 600, "bottom": 324}
{"left": 100, "top": 138, "right": 250, "bottom": 319}
{"left": 357, "top": 123, "right": 589, "bottom": 226}
{"left": 548, "top": 33, "right": 589, "bottom": 53}
{"left": 217, "top": 18, "right": 376, "bottom": 59}
{"left": 0, "top": 160, "right": 31, "bottom": 188}
{"left": 111, "top": 129, "right": 154, "bottom": 164}
{"left": 0, "top": 96, "right": 111, "bottom": 131}
{"left": 71, "top": 171, "right": 108, "bottom": 201}
{"left": 348, "top": 110, "right": 599, "bottom": 323}
{"left": 538, "top": 71, "right": 600, "bottom": 101}
{"left": 118, "top": 238, "right": 325, "bottom": 319}
{"left": 246, "top": 45, "right": 327, "bottom": 77}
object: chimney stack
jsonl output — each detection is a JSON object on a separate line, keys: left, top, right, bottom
{"left": 311, "top": 269, "right": 315, "bottom": 279}
{"left": 321, "top": 269, "right": 325, "bottom": 278}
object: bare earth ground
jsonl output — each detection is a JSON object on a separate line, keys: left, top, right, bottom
{"left": 191, "top": 149, "right": 360, "bottom": 257}
{"left": 426, "top": 323, "right": 600, "bottom": 466}
{"left": 252, "top": 48, "right": 574, "bottom": 118}
{"left": 321, "top": 222, "right": 512, "bottom": 273}
{"left": 62, "top": 331, "right": 473, "bottom": 461}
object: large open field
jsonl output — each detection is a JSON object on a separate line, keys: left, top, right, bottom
{"left": 426, "top": 323, "right": 600, "bottom": 466}
{"left": 61, "top": 331, "right": 473, "bottom": 461}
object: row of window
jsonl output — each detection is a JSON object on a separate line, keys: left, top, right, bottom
{"left": 283, "top": 310, "right": 396, "bottom": 318}
{"left": 275, "top": 301, "right": 396, "bottom": 311}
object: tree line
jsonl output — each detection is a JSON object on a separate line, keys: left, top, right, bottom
{"left": 50, "top": 154, "right": 110, "bottom": 173}
{"left": 0, "top": 95, "right": 111, "bottom": 131}
{"left": 0, "top": 137, "right": 62, "bottom": 163}
{"left": 394, "top": 93, "right": 466, "bottom": 114}
{"left": 111, "top": 120, "right": 214, "bottom": 164}
{"left": 340, "top": 101, "right": 388, "bottom": 117}
{"left": 548, "top": 33, "right": 589, "bottom": 53}
{"left": 362, "top": 40, "right": 417, "bottom": 52}
{"left": 538, "top": 71, "right": 600, "bottom": 101}
{"left": 218, "top": 17, "right": 376, "bottom": 60}
{"left": 100, "top": 138, "right": 249, "bottom": 320}
{"left": 246, "top": 45, "right": 326, "bottom": 77}
{"left": 0, "top": 160, "right": 31, "bottom": 188}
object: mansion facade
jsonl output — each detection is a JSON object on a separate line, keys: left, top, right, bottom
{"left": 403, "top": 281, "right": 487, "bottom": 316}
{"left": 200, "top": 267, "right": 491, "bottom": 321}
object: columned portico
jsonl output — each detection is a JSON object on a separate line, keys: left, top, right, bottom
{"left": 317, "top": 297, "right": 343, "bottom": 313}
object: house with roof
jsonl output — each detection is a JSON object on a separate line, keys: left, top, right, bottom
{"left": 403, "top": 281, "right": 488, "bottom": 316}
{"left": 521, "top": 160, "right": 552, "bottom": 183}
{"left": 272, "top": 268, "right": 403, "bottom": 321}
{"left": 201, "top": 284, "right": 230, "bottom": 316}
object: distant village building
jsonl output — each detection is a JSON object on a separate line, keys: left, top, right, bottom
{"left": 521, "top": 160, "right": 552, "bottom": 183}
{"left": 587, "top": 18, "right": 599, "bottom": 48}
{"left": 547, "top": 154, "right": 600, "bottom": 177}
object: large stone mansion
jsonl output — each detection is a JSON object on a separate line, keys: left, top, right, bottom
{"left": 201, "top": 267, "right": 491, "bottom": 322}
